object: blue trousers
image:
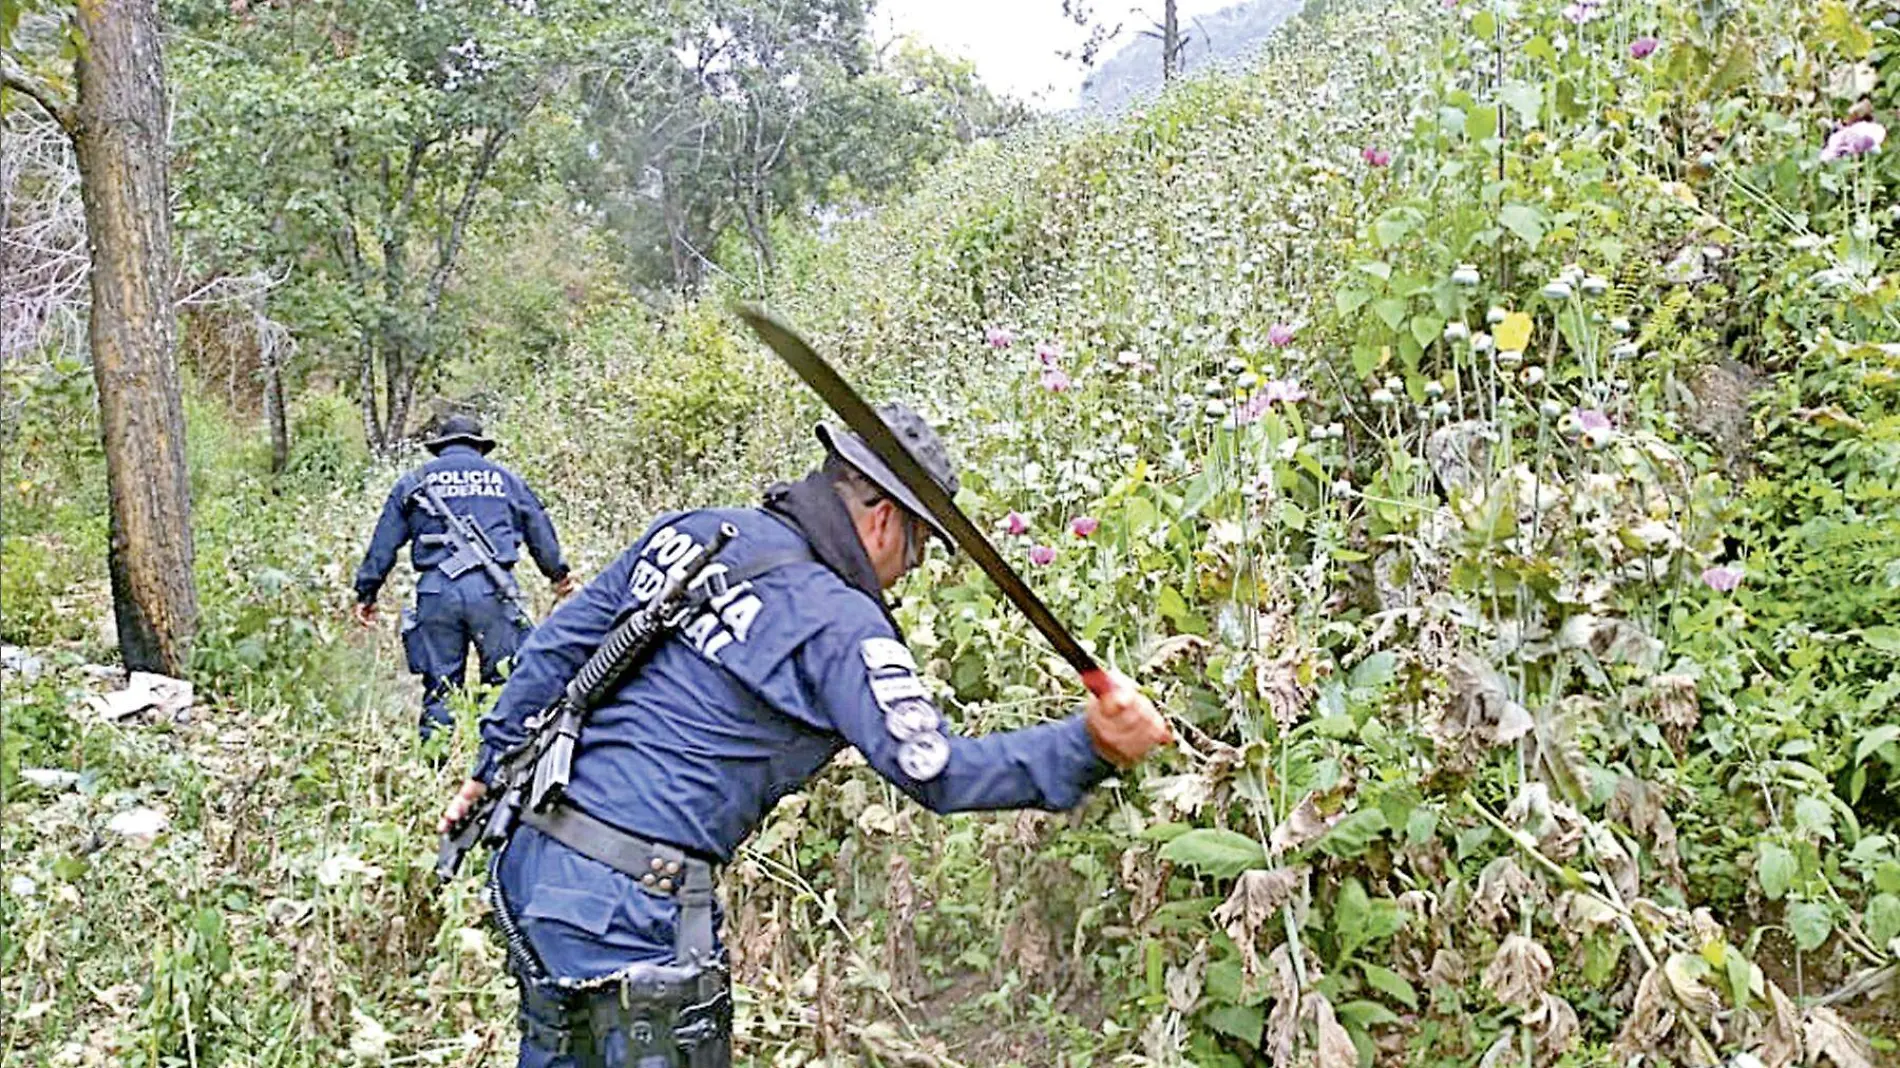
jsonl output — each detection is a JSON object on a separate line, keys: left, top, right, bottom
{"left": 495, "top": 827, "right": 727, "bottom": 1067}
{"left": 403, "top": 571, "right": 528, "bottom": 738}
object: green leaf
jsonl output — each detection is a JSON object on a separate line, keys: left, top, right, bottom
{"left": 1336, "top": 1000, "right": 1401, "bottom": 1029}
{"left": 1372, "top": 298, "right": 1409, "bottom": 332}
{"left": 1788, "top": 901, "right": 1833, "bottom": 952}
{"left": 1866, "top": 894, "right": 1900, "bottom": 945}
{"left": 1499, "top": 81, "right": 1542, "bottom": 128}
{"left": 1336, "top": 288, "right": 1371, "bottom": 316}
{"left": 1795, "top": 796, "right": 1835, "bottom": 840}
{"left": 1125, "top": 495, "right": 1159, "bottom": 532}
{"left": 1498, "top": 203, "right": 1546, "bottom": 247}
{"left": 1820, "top": 0, "right": 1874, "bottom": 58}
{"left": 1582, "top": 933, "right": 1624, "bottom": 985}
{"left": 1469, "top": 9, "right": 1496, "bottom": 38}
{"left": 1405, "top": 807, "right": 1438, "bottom": 846}
{"left": 1335, "top": 877, "right": 1373, "bottom": 949}
{"left": 1349, "top": 651, "right": 1399, "bottom": 691}
{"left": 1159, "top": 829, "right": 1268, "bottom": 878}
{"left": 1411, "top": 314, "right": 1446, "bottom": 349}
{"left": 1203, "top": 1004, "right": 1264, "bottom": 1045}
{"left": 1159, "top": 586, "right": 1191, "bottom": 624}
{"left": 1204, "top": 956, "right": 1273, "bottom": 1007}
{"left": 1464, "top": 104, "right": 1499, "bottom": 141}
{"left": 1862, "top": 626, "right": 1900, "bottom": 653}
{"left": 1726, "top": 946, "right": 1753, "bottom": 1010}
{"left": 1361, "top": 963, "right": 1419, "bottom": 1009}
{"left": 1373, "top": 216, "right": 1409, "bottom": 248}
{"left": 1455, "top": 824, "right": 1492, "bottom": 859}
{"left": 1183, "top": 472, "right": 1217, "bottom": 518}
{"left": 1758, "top": 843, "right": 1797, "bottom": 900}
{"left": 1877, "top": 862, "right": 1900, "bottom": 895}
{"left": 1319, "top": 809, "right": 1389, "bottom": 858}
{"left": 1373, "top": 208, "right": 1423, "bottom": 248}
{"left": 1352, "top": 343, "right": 1381, "bottom": 378}
{"left": 1140, "top": 821, "right": 1193, "bottom": 842}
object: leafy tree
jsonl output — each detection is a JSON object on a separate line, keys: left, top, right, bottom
{"left": 4, "top": 1, "right": 200, "bottom": 672}
{"left": 565, "top": 0, "right": 1021, "bottom": 289}
{"left": 167, "top": 0, "right": 648, "bottom": 451}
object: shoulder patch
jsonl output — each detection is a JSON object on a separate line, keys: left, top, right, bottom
{"left": 860, "top": 638, "right": 916, "bottom": 674}
{"left": 897, "top": 733, "right": 950, "bottom": 781}
{"left": 883, "top": 698, "right": 941, "bottom": 743}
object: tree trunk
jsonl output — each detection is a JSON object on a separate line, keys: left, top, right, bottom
{"left": 1162, "top": 0, "right": 1181, "bottom": 83}
{"left": 258, "top": 304, "right": 288, "bottom": 474}
{"left": 71, "top": 0, "right": 198, "bottom": 673}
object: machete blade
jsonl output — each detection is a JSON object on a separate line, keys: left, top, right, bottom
{"left": 733, "top": 302, "right": 1107, "bottom": 695}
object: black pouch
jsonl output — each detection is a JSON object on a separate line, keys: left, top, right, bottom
{"left": 569, "top": 960, "right": 732, "bottom": 1068}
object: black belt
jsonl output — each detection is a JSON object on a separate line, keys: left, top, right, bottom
{"left": 519, "top": 803, "right": 718, "bottom": 965}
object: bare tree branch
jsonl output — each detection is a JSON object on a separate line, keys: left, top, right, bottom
{"left": 0, "top": 52, "right": 77, "bottom": 135}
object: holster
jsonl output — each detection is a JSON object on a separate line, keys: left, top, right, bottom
{"left": 498, "top": 869, "right": 732, "bottom": 1068}
{"left": 569, "top": 960, "right": 732, "bottom": 1068}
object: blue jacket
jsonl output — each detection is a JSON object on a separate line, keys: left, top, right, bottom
{"left": 474, "top": 505, "right": 1112, "bottom": 862}
{"left": 353, "top": 445, "right": 569, "bottom": 603}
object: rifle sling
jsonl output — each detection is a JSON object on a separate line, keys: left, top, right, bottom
{"left": 507, "top": 543, "right": 814, "bottom": 961}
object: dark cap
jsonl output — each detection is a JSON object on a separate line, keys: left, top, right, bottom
{"left": 422, "top": 414, "right": 497, "bottom": 455}
{"left": 817, "top": 402, "right": 958, "bottom": 547}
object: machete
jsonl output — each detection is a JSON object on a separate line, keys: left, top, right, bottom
{"left": 733, "top": 302, "right": 1112, "bottom": 699}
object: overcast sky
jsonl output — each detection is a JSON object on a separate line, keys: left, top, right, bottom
{"left": 871, "top": 0, "right": 1242, "bottom": 110}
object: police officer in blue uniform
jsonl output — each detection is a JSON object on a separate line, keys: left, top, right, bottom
{"left": 437, "top": 404, "right": 1173, "bottom": 1066}
{"left": 354, "top": 415, "right": 577, "bottom": 739}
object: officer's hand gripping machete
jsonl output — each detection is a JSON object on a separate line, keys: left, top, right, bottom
{"left": 733, "top": 303, "right": 1112, "bottom": 700}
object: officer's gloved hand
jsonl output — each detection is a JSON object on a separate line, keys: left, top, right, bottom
{"left": 1084, "top": 669, "right": 1173, "bottom": 767}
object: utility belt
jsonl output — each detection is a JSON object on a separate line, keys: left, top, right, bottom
{"left": 519, "top": 803, "right": 721, "bottom": 963}
{"left": 491, "top": 813, "right": 731, "bottom": 1068}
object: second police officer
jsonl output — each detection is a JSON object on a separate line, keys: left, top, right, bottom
{"left": 354, "top": 414, "right": 577, "bottom": 739}
{"left": 438, "top": 403, "right": 1174, "bottom": 1066}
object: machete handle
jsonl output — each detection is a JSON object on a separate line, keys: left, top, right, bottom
{"left": 1079, "top": 666, "right": 1112, "bottom": 699}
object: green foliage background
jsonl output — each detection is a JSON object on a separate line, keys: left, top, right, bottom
{"left": 4, "top": 0, "right": 1900, "bottom": 1064}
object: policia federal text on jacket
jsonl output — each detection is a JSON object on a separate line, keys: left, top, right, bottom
{"left": 437, "top": 404, "right": 1174, "bottom": 1067}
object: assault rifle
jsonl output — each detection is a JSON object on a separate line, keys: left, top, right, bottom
{"left": 435, "top": 522, "right": 739, "bottom": 881}
{"left": 412, "top": 480, "right": 533, "bottom": 625}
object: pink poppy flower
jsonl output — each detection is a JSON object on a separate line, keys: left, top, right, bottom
{"left": 1262, "top": 378, "right": 1308, "bottom": 404}
{"left": 1629, "top": 36, "right": 1659, "bottom": 58}
{"left": 1040, "top": 367, "right": 1072, "bottom": 393}
{"left": 1070, "top": 516, "right": 1099, "bottom": 538}
{"left": 1821, "top": 120, "right": 1887, "bottom": 162}
{"left": 1028, "top": 545, "right": 1057, "bottom": 566}
{"left": 1035, "top": 340, "right": 1062, "bottom": 367}
{"left": 1574, "top": 408, "right": 1613, "bottom": 434}
{"left": 1562, "top": 0, "right": 1604, "bottom": 23}
{"left": 985, "top": 326, "right": 1015, "bottom": 348}
{"left": 1267, "top": 322, "right": 1296, "bottom": 347}
{"left": 1701, "top": 565, "right": 1743, "bottom": 592}
{"left": 1005, "top": 511, "right": 1029, "bottom": 536}
{"left": 1362, "top": 146, "right": 1391, "bottom": 167}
